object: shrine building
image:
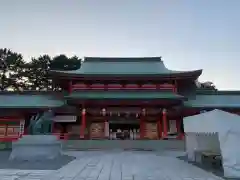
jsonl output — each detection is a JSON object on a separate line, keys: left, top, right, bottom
{"left": 1, "top": 57, "right": 240, "bottom": 141}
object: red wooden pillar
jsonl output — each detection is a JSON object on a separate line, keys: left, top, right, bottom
{"left": 80, "top": 108, "right": 86, "bottom": 139}
{"left": 158, "top": 116, "right": 162, "bottom": 139}
{"left": 162, "top": 109, "right": 168, "bottom": 139}
{"left": 140, "top": 109, "right": 146, "bottom": 139}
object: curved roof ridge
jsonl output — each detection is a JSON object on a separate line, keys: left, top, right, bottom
{"left": 84, "top": 57, "right": 162, "bottom": 62}
{"left": 49, "top": 56, "right": 202, "bottom": 79}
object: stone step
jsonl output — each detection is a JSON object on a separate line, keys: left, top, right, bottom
{"left": 62, "top": 140, "right": 185, "bottom": 151}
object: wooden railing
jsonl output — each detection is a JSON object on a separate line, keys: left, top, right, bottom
{"left": 0, "top": 125, "right": 21, "bottom": 142}
{"left": 71, "top": 83, "right": 177, "bottom": 92}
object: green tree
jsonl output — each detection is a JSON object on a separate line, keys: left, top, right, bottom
{"left": 50, "top": 54, "right": 81, "bottom": 70}
{"left": 0, "top": 48, "right": 26, "bottom": 91}
{"left": 26, "top": 55, "right": 51, "bottom": 91}
{"left": 26, "top": 54, "right": 81, "bottom": 91}
{"left": 0, "top": 50, "right": 82, "bottom": 91}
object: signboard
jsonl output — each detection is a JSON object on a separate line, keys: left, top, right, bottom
{"left": 53, "top": 116, "right": 77, "bottom": 122}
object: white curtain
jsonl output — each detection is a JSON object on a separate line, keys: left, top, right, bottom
{"left": 196, "top": 133, "right": 220, "bottom": 153}
{"left": 218, "top": 130, "right": 240, "bottom": 178}
{"left": 185, "top": 133, "right": 199, "bottom": 161}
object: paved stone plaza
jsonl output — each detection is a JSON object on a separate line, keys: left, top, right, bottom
{"left": 0, "top": 151, "right": 224, "bottom": 180}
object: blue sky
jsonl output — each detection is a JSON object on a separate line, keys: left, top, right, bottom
{"left": 0, "top": 0, "right": 240, "bottom": 90}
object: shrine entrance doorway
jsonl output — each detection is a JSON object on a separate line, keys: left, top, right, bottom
{"left": 108, "top": 117, "right": 140, "bottom": 140}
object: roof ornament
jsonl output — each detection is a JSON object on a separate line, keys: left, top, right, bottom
{"left": 195, "top": 80, "right": 201, "bottom": 88}
{"left": 202, "top": 81, "right": 214, "bottom": 87}
{"left": 196, "top": 80, "right": 216, "bottom": 90}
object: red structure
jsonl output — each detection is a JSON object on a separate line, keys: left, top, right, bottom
{"left": 0, "top": 57, "right": 239, "bottom": 141}
{"left": 49, "top": 57, "right": 201, "bottom": 140}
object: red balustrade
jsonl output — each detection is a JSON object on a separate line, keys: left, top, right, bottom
{"left": 89, "top": 84, "right": 105, "bottom": 90}
{"left": 72, "top": 83, "right": 88, "bottom": 90}
{"left": 106, "top": 84, "right": 123, "bottom": 90}
{"left": 158, "top": 84, "right": 175, "bottom": 90}
{"left": 124, "top": 84, "right": 139, "bottom": 89}
{"left": 0, "top": 125, "right": 21, "bottom": 142}
{"left": 71, "top": 83, "right": 177, "bottom": 92}
{"left": 141, "top": 84, "right": 157, "bottom": 90}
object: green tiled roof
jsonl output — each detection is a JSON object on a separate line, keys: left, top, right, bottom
{"left": 65, "top": 91, "right": 184, "bottom": 100}
{"left": 0, "top": 95, "right": 65, "bottom": 108}
{"left": 51, "top": 57, "right": 202, "bottom": 77}
{"left": 184, "top": 92, "right": 240, "bottom": 108}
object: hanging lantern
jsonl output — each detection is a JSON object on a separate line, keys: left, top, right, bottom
{"left": 102, "top": 108, "right": 106, "bottom": 116}
{"left": 136, "top": 113, "right": 139, "bottom": 118}
{"left": 142, "top": 108, "right": 146, "bottom": 116}
{"left": 162, "top": 109, "right": 167, "bottom": 114}
{"left": 82, "top": 108, "right": 86, "bottom": 115}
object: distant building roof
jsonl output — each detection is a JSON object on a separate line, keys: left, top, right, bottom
{"left": 0, "top": 93, "right": 65, "bottom": 109}
{"left": 185, "top": 91, "right": 240, "bottom": 108}
{"left": 50, "top": 57, "right": 202, "bottom": 79}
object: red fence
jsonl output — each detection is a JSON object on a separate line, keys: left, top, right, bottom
{"left": 0, "top": 125, "right": 21, "bottom": 142}
{"left": 72, "top": 83, "right": 177, "bottom": 92}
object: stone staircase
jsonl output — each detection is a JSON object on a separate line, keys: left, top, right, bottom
{"left": 62, "top": 140, "right": 185, "bottom": 151}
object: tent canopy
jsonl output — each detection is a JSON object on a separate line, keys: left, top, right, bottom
{"left": 183, "top": 109, "right": 240, "bottom": 178}
{"left": 184, "top": 109, "right": 240, "bottom": 134}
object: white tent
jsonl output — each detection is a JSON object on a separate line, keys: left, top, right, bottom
{"left": 184, "top": 109, "right": 240, "bottom": 178}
